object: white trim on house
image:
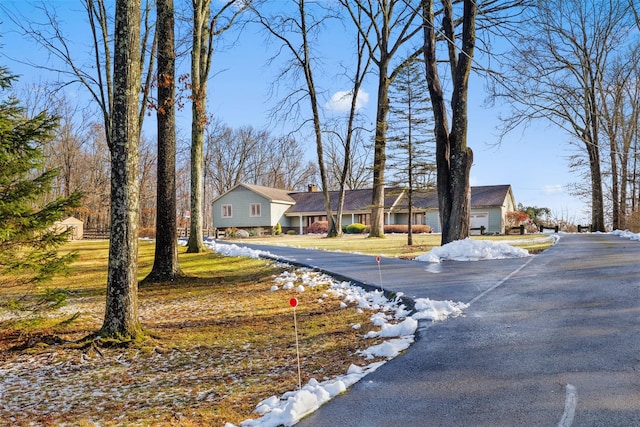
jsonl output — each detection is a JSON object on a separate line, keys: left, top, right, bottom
{"left": 250, "top": 202, "right": 262, "bottom": 217}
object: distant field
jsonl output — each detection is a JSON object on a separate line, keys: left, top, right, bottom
{"left": 226, "top": 233, "right": 555, "bottom": 258}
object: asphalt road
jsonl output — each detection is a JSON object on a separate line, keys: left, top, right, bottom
{"left": 236, "top": 234, "right": 640, "bottom": 426}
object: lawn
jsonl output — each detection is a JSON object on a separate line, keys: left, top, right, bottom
{"left": 227, "top": 232, "right": 555, "bottom": 258}
{"left": 0, "top": 240, "right": 390, "bottom": 426}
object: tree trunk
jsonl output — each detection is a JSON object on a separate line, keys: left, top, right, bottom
{"left": 423, "top": 0, "right": 475, "bottom": 245}
{"left": 145, "top": 0, "right": 181, "bottom": 282}
{"left": 187, "top": 0, "right": 210, "bottom": 253}
{"left": 101, "top": 0, "right": 142, "bottom": 338}
{"left": 586, "top": 141, "right": 606, "bottom": 231}
{"left": 609, "top": 129, "right": 620, "bottom": 230}
{"left": 369, "top": 69, "right": 390, "bottom": 238}
{"left": 407, "top": 188, "right": 413, "bottom": 246}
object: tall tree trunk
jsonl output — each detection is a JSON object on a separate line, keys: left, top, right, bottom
{"left": 423, "top": 0, "right": 475, "bottom": 245}
{"left": 145, "top": 0, "right": 181, "bottom": 282}
{"left": 586, "top": 70, "right": 606, "bottom": 232}
{"left": 101, "top": 0, "right": 142, "bottom": 338}
{"left": 586, "top": 141, "right": 606, "bottom": 231}
{"left": 187, "top": 0, "right": 210, "bottom": 253}
{"left": 370, "top": 68, "right": 390, "bottom": 238}
{"left": 298, "top": 0, "right": 337, "bottom": 238}
{"left": 608, "top": 130, "right": 620, "bottom": 230}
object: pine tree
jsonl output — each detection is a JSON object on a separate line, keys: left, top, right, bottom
{"left": 0, "top": 66, "right": 81, "bottom": 309}
{"left": 387, "top": 58, "right": 436, "bottom": 245}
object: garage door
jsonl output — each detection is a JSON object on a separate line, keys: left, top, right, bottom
{"left": 470, "top": 212, "right": 489, "bottom": 235}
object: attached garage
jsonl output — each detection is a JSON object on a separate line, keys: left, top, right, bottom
{"left": 470, "top": 212, "right": 489, "bottom": 235}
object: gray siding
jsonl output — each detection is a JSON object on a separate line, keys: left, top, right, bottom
{"left": 426, "top": 211, "right": 441, "bottom": 233}
{"left": 213, "top": 184, "right": 515, "bottom": 235}
{"left": 213, "top": 187, "right": 272, "bottom": 229}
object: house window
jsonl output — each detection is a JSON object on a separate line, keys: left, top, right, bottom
{"left": 222, "top": 204, "right": 232, "bottom": 218}
{"left": 356, "top": 214, "right": 370, "bottom": 225}
{"left": 250, "top": 203, "right": 261, "bottom": 217}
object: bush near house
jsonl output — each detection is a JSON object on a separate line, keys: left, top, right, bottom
{"left": 384, "top": 224, "right": 431, "bottom": 234}
{"left": 307, "top": 221, "right": 329, "bottom": 234}
{"left": 273, "top": 223, "right": 282, "bottom": 235}
{"left": 305, "top": 222, "right": 432, "bottom": 235}
{"left": 345, "top": 223, "right": 367, "bottom": 234}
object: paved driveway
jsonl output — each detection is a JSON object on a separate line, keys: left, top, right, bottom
{"left": 235, "top": 234, "right": 640, "bottom": 426}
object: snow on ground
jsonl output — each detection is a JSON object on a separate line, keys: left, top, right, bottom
{"left": 186, "top": 236, "right": 563, "bottom": 426}
{"left": 612, "top": 229, "right": 640, "bottom": 241}
{"left": 415, "top": 237, "right": 531, "bottom": 263}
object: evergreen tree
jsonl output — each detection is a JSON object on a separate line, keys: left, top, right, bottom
{"left": 0, "top": 66, "right": 81, "bottom": 307}
{"left": 387, "top": 58, "right": 436, "bottom": 245}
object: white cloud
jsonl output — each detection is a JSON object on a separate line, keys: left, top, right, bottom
{"left": 542, "top": 184, "right": 564, "bottom": 194}
{"left": 324, "top": 90, "right": 369, "bottom": 113}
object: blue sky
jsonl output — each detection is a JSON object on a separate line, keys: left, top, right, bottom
{"left": 0, "top": 1, "right": 590, "bottom": 223}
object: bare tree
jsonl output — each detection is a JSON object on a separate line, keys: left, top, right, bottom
{"left": 205, "top": 122, "right": 259, "bottom": 194}
{"left": 325, "top": 126, "right": 373, "bottom": 191}
{"left": 204, "top": 122, "right": 317, "bottom": 195}
{"left": 340, "top": 0, "right": 423, "bottom": 238}
{"left": 187, "top": 0, "right": 249, "bottom": 252}
{"left": 101, "top": 0, "right": 143, "bottom": 339}
{"left": 260, "top": 135, "right": 319, "bottom": 190}
{"left": 145, "top": 0, "right": 183, "bottom": 282}
{"left": 598, "top": 51, "right": 640, "bottom": 229}
{"left": 80, "top": 123, "right": 111, "bottom": 230}
{"left": 138, "top": 135, "right": 157, "bottom": 230}
{"left": 328, "top": 5, "right": 372, "bottom": 236}
{"left": 5, "top": 0, "right": 158, "bottom": 337}
{"left": 3, "top": 0, "right": 157, "bottom": 147}
{"left": 253, "top": 0, "right": 342, "bottom": 236}
{"left": 492, "top": 0, "right": 634, "bottom": 232}
{"left": 421, "top": 0, "right": 477, "bottom": 244}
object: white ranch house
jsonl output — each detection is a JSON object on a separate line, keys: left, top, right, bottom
{"left": 212, "top": 183, "right": 516, "bottom": 235}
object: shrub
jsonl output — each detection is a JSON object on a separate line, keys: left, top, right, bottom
{"left": 139, "top": 227, "right": 156, "bottom": 238}
{"left": 287, "top": 229, "right": 297, "bottom": 235}
{"left": 383, "top": 224, "right": 431, "bottom": 234}
{"left": 273, "top": 223, "right": 282, "bottom": 235}
{"left": 505, "top": 211, "right": 530, "bottom": 229}
{"left": 626, "top": 211, "right": 640, "bottom": 232}
{"left": 307, "top": 221, "right": 328, "bottom": 234}
{"left": 345, "top": 223, "right": 367, "bottom": 234}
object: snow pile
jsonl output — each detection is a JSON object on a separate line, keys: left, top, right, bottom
{"left": 411, "top": 298, "right": 469, "bottom": 321}
{"left": 416, "top": 237, "right": 530, "bottom": 263}
{"left": 612, "top": 229, "right": 640, "bottom": 241}
{"left": 209, "top": 244, "right": 469, "bottom": 427}
{"left": 231, "top": 278, "right": 418, "bottom": 427}
{"left": 178, "top": 239, "right": 275, "bottom": 259}
{"left": 237, "top": 363, "right": 383, "bottom": 427}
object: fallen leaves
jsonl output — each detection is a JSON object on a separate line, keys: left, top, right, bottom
{"left": 0, "top": 249, "right": 386, "bottom": 426}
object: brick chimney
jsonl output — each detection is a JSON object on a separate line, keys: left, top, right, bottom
{"left": 308, "top": 184, "right": 318, "bottom": 192}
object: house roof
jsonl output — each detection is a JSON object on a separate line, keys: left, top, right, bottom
{"left": 470, "top": 185, "right": 514, "bottom": 208}
{"left": 213, "top": 183, "right": 296, "bottom": 205}
{"left": 58, "top": 216, "right": 83, "bottom": 225}
{"left": 285, "top": 185, "right": 513, "bottom": 214}
{"left": 286, "top": 188, "right": 405, "bottom": 214}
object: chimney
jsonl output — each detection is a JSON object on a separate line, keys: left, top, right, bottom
{"left": 308, "top": 184, "right": 318, "bottom": 192}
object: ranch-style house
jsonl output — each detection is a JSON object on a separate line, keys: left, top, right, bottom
{"left": 212, "top": 183, "right": 517, "bottom": 236}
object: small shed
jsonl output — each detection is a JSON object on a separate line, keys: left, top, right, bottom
{"left": 53, "top": 216, "right": 84, "bottom": 240}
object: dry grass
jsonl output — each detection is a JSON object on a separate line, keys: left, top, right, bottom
{"left": 0, "top": 241, "right": 388, "bottom": 426}
{"left": 229, "top": 232, "right": 554, "bottom": 258}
